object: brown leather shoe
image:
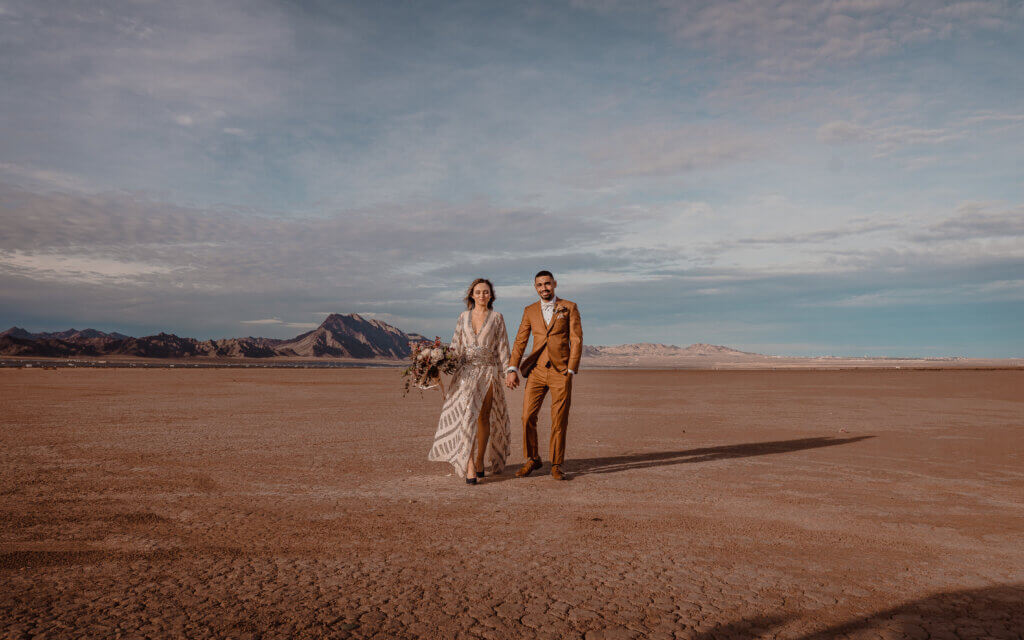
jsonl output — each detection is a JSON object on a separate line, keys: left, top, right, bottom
{"left": 551, "top": 465, "right": 566, "bottom": 481}
{"left": 515, "top": 458, "right": 542, "bottom": 477}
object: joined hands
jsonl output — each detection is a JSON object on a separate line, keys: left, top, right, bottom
{"left": 505, "top": 371, "right": 519, "bottom": 389}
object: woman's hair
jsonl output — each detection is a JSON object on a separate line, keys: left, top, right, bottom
{"left": 464, "top": 278, "right": 495, "bottom": 309}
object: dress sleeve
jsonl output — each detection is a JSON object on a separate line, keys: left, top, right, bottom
{"left": 450, "top": 312, "right": 464, "bottom": 353}
{"left": 496, "top": 313, "right": 511, "bottom": 366}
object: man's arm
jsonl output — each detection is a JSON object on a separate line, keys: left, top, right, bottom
{"left": 567, "top": 303, "right": 583, "bottom": 373}
{"left": 507, "top": 306, "right": 532, "bottom": 371}
{"left": 505, "top": 307, "right": 531, "bottom": 389}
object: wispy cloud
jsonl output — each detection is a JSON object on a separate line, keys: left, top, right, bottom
{"left": 239, "top": 317, "right": 319, "bottom": 330}
{"left": 582, "top": 124, "right": 764, "bottom": 182}
{"left": 823, "top": 278, "right": 1024, "bottom": 308}
{"left": 911, "top": 202, "right": 1024, "bottom": 241}
{"left": 0, "top": 249, "right": 181, "bottom": 285}
{"left": 817, "top": 121, "right": 962, "bottom": 155}
{"left": 0, "top": 163, "right": 94, "bottom": 191}
{"left": 734, "top": 220, "right": 901, "bottom": 245}
{"left": 642, "top": 0, "right": 1018, "bottom": 73}
{"left": 963, "top": 112, "right": 1024, "bottom": 125}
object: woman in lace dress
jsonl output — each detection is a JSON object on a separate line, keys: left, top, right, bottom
{"left": 428, "top": 278, "right": 512, "bottom": 484}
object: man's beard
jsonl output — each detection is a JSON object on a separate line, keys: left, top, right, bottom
{"left": 539, "top": 291, "right": 554, "bottom": 300}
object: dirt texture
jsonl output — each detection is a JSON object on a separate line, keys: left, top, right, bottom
{"left": 1, "top": 368, "right": 1022, "bottom": 639}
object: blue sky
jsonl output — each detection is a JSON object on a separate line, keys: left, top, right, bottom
{"left": 1, "top": 0, "right": 1022, "bottom": 357}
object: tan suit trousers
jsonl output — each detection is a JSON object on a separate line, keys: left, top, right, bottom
{"left": 522, "top": 363, "right": 572, "bottom": 465}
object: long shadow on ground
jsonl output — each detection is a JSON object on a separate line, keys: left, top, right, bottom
{"left": 567, "top": 436, "right": 875, "bottom": 477}
{"left": 686, "top": 584, "right": 1023, "bottom": 639}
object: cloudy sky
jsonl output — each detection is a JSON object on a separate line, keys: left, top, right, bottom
{"left": 1, "top": 0, "right": 1022, "bottom": 356}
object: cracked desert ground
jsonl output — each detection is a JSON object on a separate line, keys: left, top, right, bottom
{"left": 1, "top": 368, "right": 1022, "bottom": 639}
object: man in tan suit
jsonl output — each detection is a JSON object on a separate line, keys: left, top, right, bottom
{"left": 505, "top": 270, "right": 583, "bottom": 480}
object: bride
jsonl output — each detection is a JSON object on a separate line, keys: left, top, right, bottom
{"left": 428, "top": 278, "right": 512, "bottom": 484}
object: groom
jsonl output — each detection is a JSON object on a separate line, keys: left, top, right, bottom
{"left": 505, "top": 270, "right": 583, "bottom": 481}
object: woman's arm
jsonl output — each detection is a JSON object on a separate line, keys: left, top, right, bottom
{"left": 450, "top": 312, "right": 464, "bottom": 352}
{"left": 496, "top": 313, "right": 511, "bottom": 367}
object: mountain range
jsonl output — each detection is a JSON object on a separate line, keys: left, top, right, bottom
{"left": 0, "top": 314, "right": 428, "bottom": 359}
{"left": 0, "top": 315, "right": 754, "bottom": 360}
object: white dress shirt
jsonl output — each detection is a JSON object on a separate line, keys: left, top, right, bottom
{"left": 508, "top": 297, "right": 575, "bottom": 376}
{"left": 540, "top": 298, "right": 557, "bottom": 325}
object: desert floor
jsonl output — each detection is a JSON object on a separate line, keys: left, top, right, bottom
{"left": 1, "top": 368, "right": 1022, "bottom": 639}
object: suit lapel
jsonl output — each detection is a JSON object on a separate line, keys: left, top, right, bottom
{"left": 543, "top": 298, "right": 560, "bottom": 334}
{"left": 528, "top": 302, "right": 545, "bottom": 335}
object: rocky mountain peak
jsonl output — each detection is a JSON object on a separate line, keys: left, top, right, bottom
{"left": 275, "top": 314, "right": 413, "bottom": 358}
{"left": 1, "top": 326, "right": 35, "bottom": 340}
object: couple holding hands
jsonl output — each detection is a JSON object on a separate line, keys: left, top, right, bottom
{"left": 428, "top": 270, "right": 583, "bottom": 484}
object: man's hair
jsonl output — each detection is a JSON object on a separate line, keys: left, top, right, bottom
{"left": 534, "top": 270, "right": 554, "bottom": 281}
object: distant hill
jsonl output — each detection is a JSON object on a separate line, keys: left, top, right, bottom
{"left": 584, "top": 342, "right": 762, "bottom": 357}
{"left": 0, "top": 327, "right": 131, "bottom": 341}
{"left": 0, "top": 326, "right": 132, "bottom": 357}
{"left": 0, "top": 314, "right": 421, "bottom": 360}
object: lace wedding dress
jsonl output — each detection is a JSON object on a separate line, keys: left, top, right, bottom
{"left": 428, "top": 310, "right": 512, "bottom": 475}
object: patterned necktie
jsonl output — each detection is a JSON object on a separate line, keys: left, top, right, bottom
{"left": 541, "top": 301, "right": 555, "bottom": 322}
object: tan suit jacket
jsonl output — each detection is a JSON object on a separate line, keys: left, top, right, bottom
{"left": 508, "top": 298, "right": 583, "bottom": 375}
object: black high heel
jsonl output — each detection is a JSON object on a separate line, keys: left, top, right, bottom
{"left": 475, "top": 470, "right": 484, "bottom": 478}
{"left": 465, "top": 477, "right": 478, "bottom": 485}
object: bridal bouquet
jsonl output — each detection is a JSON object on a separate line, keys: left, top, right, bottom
{"left": 402, "top": 337, "right": 462, "bottom": 395}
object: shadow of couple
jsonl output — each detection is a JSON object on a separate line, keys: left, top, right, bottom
{"left": 566, "top": 435, "right": 875, "bottom": 477}
{"left": 485, "top": 435, "right": 874, "bottom": 482}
